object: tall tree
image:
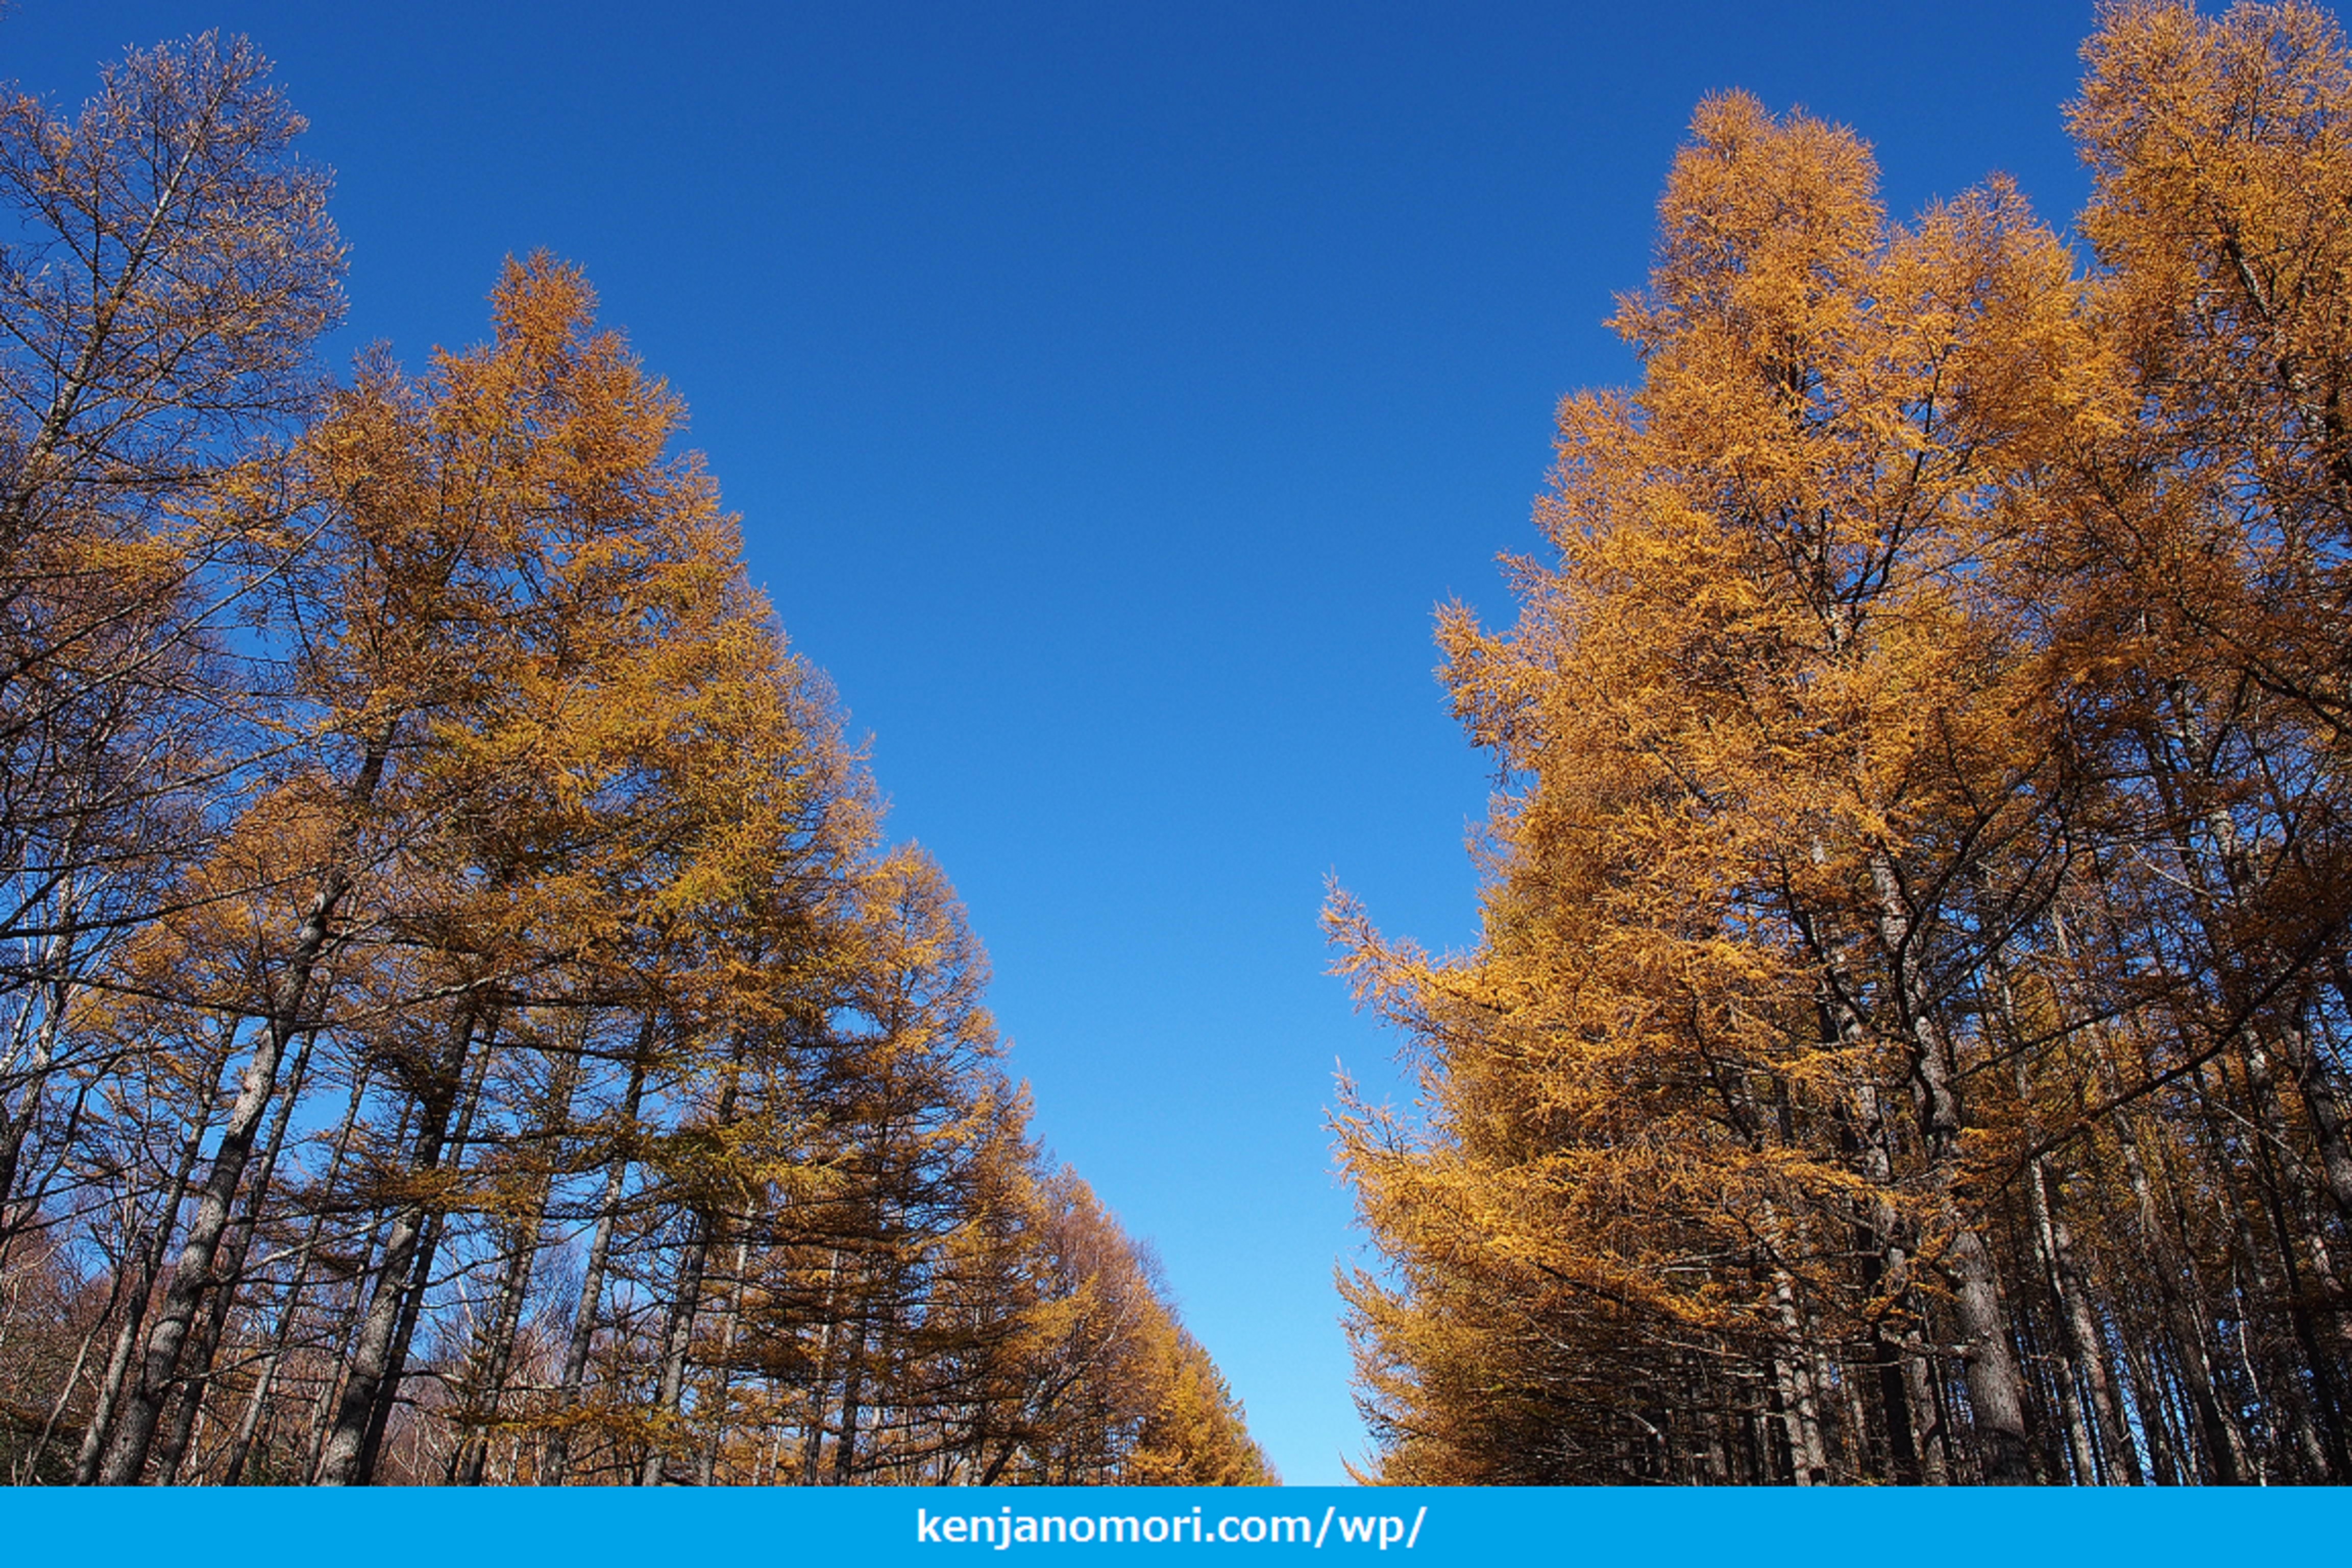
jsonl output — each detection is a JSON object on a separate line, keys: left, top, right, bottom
{"left": 0, "top": 40, "right": 1266, "bottom": 1489}
{"left": 0, "top": 32, "right": 341, "bottom": 1257}
{"left": 1334, "top": 1, "right": 2352, "bottom": 1487}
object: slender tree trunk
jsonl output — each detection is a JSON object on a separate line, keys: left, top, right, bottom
{"left": 638, "top": 1032, "right": 749, "bottom": 1486}
{"left": 695, "top": 1233, "right": 752, "bottom": 1486}
{"left": 1999, "top": 978, "right": 2135, "bottom": 1487}
{"left": 2023, "top": 1157, "right": 2099, "bottom": 1485}
{"left": 451, "top": 1222, "right": 537, "bottom": 1487}
{"left": 543, "top": 1026, "right": 652, "bottom": 1485}
{"left": 2119, "top": 1335, "right": 2181, "bottom": 1485}
{"left": 2136, "top": 1075, "right": 2253, "bottom": 1484}
{"left": 1901, "top": 1332, "right": 1952, "bottom": 1485}
{"left": 2226, "top": 1048, "right": 2348, "bottom": 1477}
{"left": 22, "top": 1298, "right": 106, "bottom": 1483}
{"left": 1766, "top": 1259, "right": 1828, "bottom": 1484}
{"left": 0, "top": 957, "right": 76, "bottom": 1256}
{"left": 2312, "top": 957, "right": 2352, "bottom": 1220}
{"left": 800, "top": 1250, "right": 844, "bottom": 1486}
{"left": 2243, "top": 1038, "right": 2351, "bottom": 1308}
{"left": 831, "top": 1299, "right": 872, "bottom": 1486}
{"left": 2049, "top": 1196, "right": 2140, "bottom": 1485}
{"left": 453, "top": 1046, "right": 580, "bottom": 1485}
{"left": 100, "top": 729, "right": 393, "bottom": 1485}
{"left": 640, "top": 1212, "right": 710, "bottom": 1485}
{"left": 298, "top": 1200, "right": 397, "bottom": 1488}
{"left": 74, "top": 1104, "right": 209, "bottom": 1483}
{"left": 218, "top": 1062, "right": 374, "bottom": 1486}
{"left": 314, "top": 998, "right": 490, "bottom": 1485}
{"left": 1870, "top": 854, "right": 2033, "bottom": 1482}
{"left": 309, "top": 1194, "right": 430, "bottom": 1482}
{"left": 352, "top": 1011, "right": 502, "bottom": 1484}
{"left": 2067, "top": 947, "right": 2250, "bottom": 1483}
{"left": 152, "top": 1027, "right": 321, "bottom": 1484}
{"left": 348, "top": 1205, "right": 444, "bottom": 1484}
{"left": 1851, "top": 1082, "right": 1930, "bottom": 1484}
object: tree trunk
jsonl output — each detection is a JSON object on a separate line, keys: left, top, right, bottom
{"left": 830, "top": 1301, "right": 872, "bottom": 1487}
{"left": 99, "top": 727, "right": 393, "bottom": 1485}
{"left": 543, "top": 1026, "right": 652, "bottom": 1485}
{"left": 314, "top": 998, "right": 489, "bottom": 1485}
{"left": 1870, "top": 853, "right": 2033, "bottom": 1482}
{"left": 72, "top": 1097, "right": 210, "bottom": 1483}
{"left": 453, "top": 1046, "right": 579, "bottom": 1485}
{"left": 639, "top": 1213, "right": 711, "bottom": 1485}
{"left": 0, "top": 960, "right": 77, "bottom": 1257}
{"left": 695, "top": 1234, "right": 752, "bottom": 1486}
{"left": 152, "top": 1027, "right": 321, "bottom": 1483}
{"left": 219, "top": 1061, "right": 374, "bottom": 1485}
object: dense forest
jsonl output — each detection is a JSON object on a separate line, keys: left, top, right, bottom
{"left": 0, "top": 35, "right": 1268, "bottom": 1486}
{"left": 1334, "top": 0, "right": 2352, "bottom": 1484}
{"left": 17, "top": 0, "right": 2352, "bottom": 1497}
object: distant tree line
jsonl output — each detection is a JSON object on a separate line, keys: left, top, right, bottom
{"left": 0, "top": 34, "right": 1268, "bottom": 1488}
{"left": 1335, "top": 0, "right": 2352, "bottom": 1485}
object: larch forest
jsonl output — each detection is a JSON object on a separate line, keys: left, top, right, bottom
{"left": 0, "top": 34, "right": 1269, "bottom": 1486}
{"left": 1333, "top": 0, "right": 2352, "bottom": 1488}
{"left": 5, "top": 0, "right": 2352, "bottom": 1492}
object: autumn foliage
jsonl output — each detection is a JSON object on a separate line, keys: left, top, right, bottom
{"left": 0, "top": 38, "right": 1265, "bottom": 1486}
{"left": 1335, "top": 1, "right": 2352, "bottom": 1485}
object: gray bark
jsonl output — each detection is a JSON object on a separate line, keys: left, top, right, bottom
{"left": 98, "top": 729, "right": 391, "bottom": 1485}
{"left": 1869, "top": 852, "right": 2033, "bottom": 1482}
{"left": 71, "top": 1121, "right": 205, "bottom": 1484}
{"left": 152, "top": 1027, "right": 320, "bottom": 1483}
{"left": 314, "top": 998, "right": 489, "bottom": 1484}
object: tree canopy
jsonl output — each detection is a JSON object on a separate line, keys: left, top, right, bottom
{"left": 0, "top": 37, "right": 1266, "bottom": 1489}
{"left": 1334, "top": 0, "right": 2352, "bottom": 1486}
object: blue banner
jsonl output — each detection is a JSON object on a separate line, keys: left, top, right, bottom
{"left": 5, "top": 1487, "right": 2346, "bottom": 1567}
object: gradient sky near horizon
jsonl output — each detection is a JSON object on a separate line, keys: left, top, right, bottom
{"left": 8, "top": 1, "right": 2109, "bottom": 1484}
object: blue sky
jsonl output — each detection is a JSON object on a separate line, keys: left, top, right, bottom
{"left": 8, "top": 1, "right": 2104, "bottom": 1483}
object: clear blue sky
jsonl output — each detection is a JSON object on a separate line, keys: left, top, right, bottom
{"left": 9, "top": 1, "right": 2105, "bottom": 1484}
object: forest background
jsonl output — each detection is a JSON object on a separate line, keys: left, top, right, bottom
{"left": 1, "top": 0, "right": 2128, "bottom": 1485}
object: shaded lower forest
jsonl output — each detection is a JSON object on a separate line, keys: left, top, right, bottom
{"left": 1335, "top": 1, "right": 2352, "bottom": 1485}
{"left": 0, "top": 38, "right": 1265, "bottom": 1487}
